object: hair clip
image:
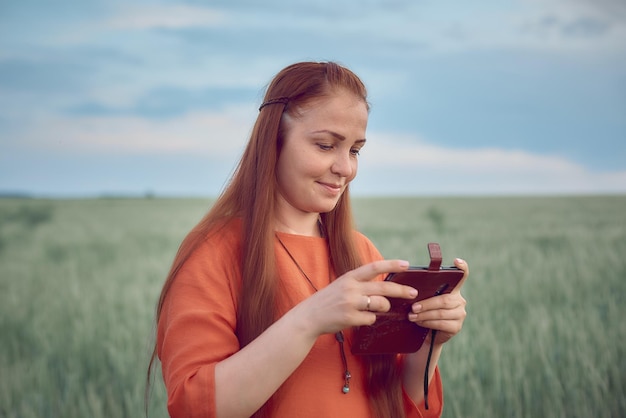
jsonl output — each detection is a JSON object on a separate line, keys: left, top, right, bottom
{"left": 259, "top": 96, "right": 289, "bottom": 111}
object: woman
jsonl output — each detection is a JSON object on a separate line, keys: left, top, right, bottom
{"left": 148, "top": 61, "right": 468, "bottom": 418}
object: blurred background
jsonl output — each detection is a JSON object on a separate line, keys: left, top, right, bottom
{"left": 1, "top": 0, "right": 625, "bottom": 198}
{"left": 2, "top": 2, "right": 626, "bottom": 418}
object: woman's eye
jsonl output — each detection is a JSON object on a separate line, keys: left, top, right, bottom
{"left": 350, "top": 148, "right": 361, "bottom": 156}
{"left": 317, "top": 144, "right": 333, "bottom": 151}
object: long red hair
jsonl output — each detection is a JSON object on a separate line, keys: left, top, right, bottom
{"left": 147, "top": 61, "right": 404, "bottom": 418}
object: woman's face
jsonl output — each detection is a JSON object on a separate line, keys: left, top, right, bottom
{"left": 275, "top": 90, "right": 368, "bottom": 219}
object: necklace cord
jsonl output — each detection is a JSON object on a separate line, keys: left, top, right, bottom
{"left": 277, "top": 235, "right": 320, "bottom": 293}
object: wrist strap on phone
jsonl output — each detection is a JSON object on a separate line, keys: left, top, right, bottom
{"left": 424, "top": 329, "right": 437, "bottom": 410}
{"left": 425, "top": 243, "right": 443, "bottom": 410}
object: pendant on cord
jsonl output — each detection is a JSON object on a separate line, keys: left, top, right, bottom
{"left": 335, "top": 331, "right": 351, "bottom": 394}
{"left": 342, "top": 371, "right": 352, "bottom": 394}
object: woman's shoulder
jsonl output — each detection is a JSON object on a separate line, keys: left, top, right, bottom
{"left": 185, "top": 217, "right": 244, "bottom": 270}
{"left": 204, "top": 217, "right": 244, "bottom": 247}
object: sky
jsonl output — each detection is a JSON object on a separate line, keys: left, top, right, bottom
{"left": 1, "top": 0, "right": 625, "bottom": 197}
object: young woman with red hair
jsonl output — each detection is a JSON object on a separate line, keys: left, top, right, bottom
{"left": 147, "top": 61, "right": 469, "bottom": 418}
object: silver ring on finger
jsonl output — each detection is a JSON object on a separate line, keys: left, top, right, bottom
{"left": 365, "top": 295, "right": 371, "bottom": 311}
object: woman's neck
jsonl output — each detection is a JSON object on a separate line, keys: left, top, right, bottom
{"left": 274, "top": 213, "right": 322, "bottom": 237}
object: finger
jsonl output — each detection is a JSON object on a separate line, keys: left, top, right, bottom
{"left": 361, "top": 294, "right": 391, "bottom": 313}
{"left": 409, "top": 315, "right": 466, "bottom": 339}
{"left": 410, "top": 303, "right": 466, "bottom": 323}
{"left": 362, "top": 280, "right": 418, "bottom": 302}
{"left": 415, "top": 318, "right": 464, "bottom": 337}
{"left": 452, "top": 258, "right": 469, "bottom": 292}
{"left": 350, "top": 259, "right": 410, "bottom": 282}
{"left": 411, "top": 293, "right": 466, "bottom": 314}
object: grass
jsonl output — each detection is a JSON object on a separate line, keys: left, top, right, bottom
{"left": 1, "top": 195, "right": 624, "bottom": 417}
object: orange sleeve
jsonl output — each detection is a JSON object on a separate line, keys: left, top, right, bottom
{"left": 157, "top": 233, "right": 242, "bottom": 418}
{"left": 403, "top": 367, "right": 443, "bottom": 418}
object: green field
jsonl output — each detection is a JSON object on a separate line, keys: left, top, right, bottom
{"left": 1, "top": 196, "right": 625, "bottom": 417}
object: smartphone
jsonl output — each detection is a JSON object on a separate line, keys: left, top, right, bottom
{"left": 351, "top": 266, "right": 464, "bottom": 355}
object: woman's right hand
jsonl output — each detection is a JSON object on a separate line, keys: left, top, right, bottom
{"left": 214, "top": 260, "right": 416, "bottom": 418}
{"left": 293, "top": 259, "right": 419, "bottom": 337}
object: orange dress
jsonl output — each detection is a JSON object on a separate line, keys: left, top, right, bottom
{"left": 157, "top": 219, "right": 443, "bottom": 417}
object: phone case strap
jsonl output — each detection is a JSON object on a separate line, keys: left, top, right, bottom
{"left": 427, "top": 242, "right": 442, "bottom": 270}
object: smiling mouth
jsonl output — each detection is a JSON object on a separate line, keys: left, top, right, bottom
{"left": 318, "top": 182, "right": 343, "bottom": 193}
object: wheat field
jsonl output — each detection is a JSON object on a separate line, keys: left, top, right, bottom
{"left": 1, "top": 196, "right": 624, "bottom": 417}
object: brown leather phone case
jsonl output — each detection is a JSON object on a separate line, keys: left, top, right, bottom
{"left": 351, "top": 243, "right": 464, "bottom": 355}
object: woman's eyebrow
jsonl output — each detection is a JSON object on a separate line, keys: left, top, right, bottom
{"left": 310, "top": 130, "right": 367, "bottom": 143}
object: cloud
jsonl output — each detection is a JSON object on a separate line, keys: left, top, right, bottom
{"left": 66, "top": 85, "right": 260, "bottom": 119}
{"left": 517, "top": 0, "right": 626, "bottom": 49}
{"left": 550, "top": 0, "right": 626, "bottom": 19}
{"left": 363, "top": 132, "right": 575, "bottom": 172}
{"left": 1, "top": 1, "right": 624, "bottom": 197}
{"left": 356, "top": 132, "right": 626, "bottom": 195}
{"left": 104, "top": 4, "right": 226, "bottom": 30}
{"left": 11, "top": 104, "right": 257, "bottom": 157}
{"left": 5, "top": 101, "right": 625, "bottom": 196}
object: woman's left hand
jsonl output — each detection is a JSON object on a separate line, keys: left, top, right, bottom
{"left": 407, "top": 258, "right": 469, "bottom": 345}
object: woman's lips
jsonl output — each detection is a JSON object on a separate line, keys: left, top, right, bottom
{"left": 318, "top": 181, "right": 343, "bottom": 194}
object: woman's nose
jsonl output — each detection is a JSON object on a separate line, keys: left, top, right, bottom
{"left": 331, "top": 152, "right": 354, "bottom": 177}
